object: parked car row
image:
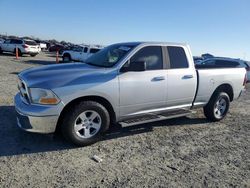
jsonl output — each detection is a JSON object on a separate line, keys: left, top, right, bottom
{"left": 0, "top": 37, "right": 104, "bottom": 60}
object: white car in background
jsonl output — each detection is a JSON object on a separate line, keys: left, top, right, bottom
{"left": 0, "top": 39, "right": 40, "bottom": 56}
{"left": 35, "top": 40, "right": 47, "bottom": 51}
{"left": 62, "top": 45, "right": 102, "bottom": 62}
{"left": 39, "top": 42, "right": 47, "bottom": 50}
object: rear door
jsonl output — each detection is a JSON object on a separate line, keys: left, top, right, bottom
{"left": 71, "top": 47, "right": 83, "bottom": 61}
{"left": 119, "top": 46, "right": 167, "bottom": 117}
{"left": 166, "top": 46, "right": 197, "bottom": 107}
{"left": 79, "top": 47, "right": 88, "bottom": 61}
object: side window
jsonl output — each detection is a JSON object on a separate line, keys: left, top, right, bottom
{"left": 168, "top": 46, "right": 189, "bottom": 69}
{"left": 90, "top": 48, "right": 100, "bottom": 54}
{"left": 83, "top": 47, "right": 88, "bottom": 53}
{"left": 17, "top": 40, "right": 23, "bottom": 44}
{"left": 75, "top": 47, "right": 82, "bottom": 52}
{"left": 10, "top": 39, "right": 22, "bottom": 44}
{"left": 130, "top": 46, "right": 163, "bottom": 70}
{"left": 4, "top": 40, "right": 10, "bottom": 44}
{"left": 10, "top": 39, "right": 17, "bottom": 44}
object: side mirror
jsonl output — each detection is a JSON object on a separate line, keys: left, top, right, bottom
{"left": 121, "top": 61, "right": 146, "bottom": 72}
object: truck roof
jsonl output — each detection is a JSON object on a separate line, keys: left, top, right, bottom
{"left": 116, "top": 41, "right": 188, "bottom": 47}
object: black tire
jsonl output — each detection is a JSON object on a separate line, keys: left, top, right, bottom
{"left": 203, "top": 92, "right": 230, "bottom": 122}
{"left": 0, "top": 47, "right": 2, "bottom": 54}
{"left": 14, "top": 48, "right": 22, "bottom": 56}
{"left": 30, "top": 54, "right": 37, "bottom": 57}
{"left": 61, "top": 101, "right": 110, "bottom": 146}
{"left": 63, "top": 54, "right": 71, "bottom": 62}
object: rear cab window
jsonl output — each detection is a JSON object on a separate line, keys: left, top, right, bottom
{"left": 167, "top": 46, "right": 189, "bottom": 69}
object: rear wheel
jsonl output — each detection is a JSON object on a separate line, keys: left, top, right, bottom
{"left": 0, "top": 47, "right": 2, "bottom": 54}
{"left": 61, "top": 101, "right": 110, "bottom": 146}
{"left": 30, "top": 54, "right": 37, "bottom": 57}
{"left": 203, "top": 92, "right": 230, "bottom": 121}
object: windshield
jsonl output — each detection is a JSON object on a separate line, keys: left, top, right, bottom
{"left": 84, "top": 44, "right": 136, "bottom": 67}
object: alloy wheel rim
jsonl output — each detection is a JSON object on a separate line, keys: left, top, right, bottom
{"left": 214, "top": 97, "right": 227, "bottom": 118}
{"left": 74, "top": 110, "right": 102, "bottom": 138}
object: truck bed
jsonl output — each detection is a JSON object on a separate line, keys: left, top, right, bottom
{"left": 194, "top": 67, "right": 246, "bottom": 105}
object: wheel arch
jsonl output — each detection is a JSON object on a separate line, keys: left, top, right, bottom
{"left": 210, "top": 83, "right": 234, "bottom": 102}
{"left": 56, "top": 95, "right": 116, "bottom": 132}
{"left": 63, "top": 52, "right": 71, "bottom": 58}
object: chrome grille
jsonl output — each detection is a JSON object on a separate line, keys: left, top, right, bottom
{"left": 18, "top": 78, "right": 30, "bottom": 104}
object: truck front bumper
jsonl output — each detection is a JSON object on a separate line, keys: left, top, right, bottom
{"left": 14, "top": 93, "right": 63, "bottom": 133}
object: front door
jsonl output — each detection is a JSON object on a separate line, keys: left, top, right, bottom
{"left": 118, "top": 46, "right": 167, "bottom": 117}
{"left": 2, "top": 39, "right": 11, "bottom": 52}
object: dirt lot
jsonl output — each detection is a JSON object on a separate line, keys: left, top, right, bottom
{"left": 0, "top": 52, "right": 249, "bottom": 187}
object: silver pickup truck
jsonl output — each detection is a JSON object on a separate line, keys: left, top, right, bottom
{"left": 15, "top": 42, "right": 247, "bottom": 146}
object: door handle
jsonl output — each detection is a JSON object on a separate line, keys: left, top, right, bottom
{"left": 182, "top": 75, "right": 193, "bottom": 79}
{"left": 152, "top": 76, "right": 165, "bottom": 81}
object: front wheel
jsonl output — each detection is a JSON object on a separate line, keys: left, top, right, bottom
{"left": 61, "top": 101, "right": 110, "bottom": 146}
{"left": 63, "top": 54, "right": 71, "bottom": 62}
{"left": 203, "top": 92, "right": 230, "bottom": 121}
{"left": 30, "top": 54, "right": 37, "bottom": 57}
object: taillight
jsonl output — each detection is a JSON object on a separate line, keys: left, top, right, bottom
{"left": 22, "top": 44, "right": 28, "bottom": 48}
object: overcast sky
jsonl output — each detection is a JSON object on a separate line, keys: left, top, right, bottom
{"left": 0, "top": 0, "right": 249, "bottom": 59}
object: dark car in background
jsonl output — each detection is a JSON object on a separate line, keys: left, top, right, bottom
{"left": 193, "top": 56, "right": 204, "bottom": 64}
{"left": 196, "top": 57, "right": 250, "bottom": 82}
{"left": 48, "top": 44, "right": 65, "bottom": 52}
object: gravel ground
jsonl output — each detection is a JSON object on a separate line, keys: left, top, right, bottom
{"left": 0, "top": 52, "right": 249, "bottom": 187}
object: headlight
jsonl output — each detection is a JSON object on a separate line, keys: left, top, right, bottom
{"left": 29, "top": 88, "right": 60, "bottom": 105}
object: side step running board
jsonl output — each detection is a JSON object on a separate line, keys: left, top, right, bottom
{"left": 119, "top": 109, "right": 195, "bottom": 127}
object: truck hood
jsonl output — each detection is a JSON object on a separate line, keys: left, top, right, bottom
{"left": 19, "top": 63, "right": 116, "bottom": 89}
